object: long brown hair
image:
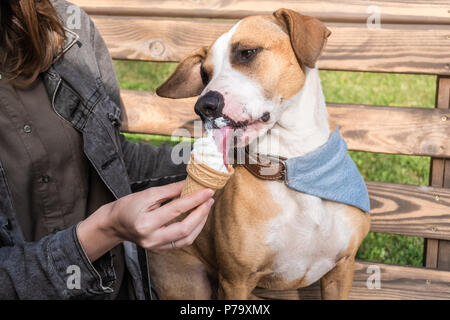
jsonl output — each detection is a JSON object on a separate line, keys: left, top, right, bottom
{"left": 0, "top": 0, "right": 65, "bottom": 86}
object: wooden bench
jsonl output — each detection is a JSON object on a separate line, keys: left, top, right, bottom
{"left": 71, "top": 0, "right": 450, "bottom": 299}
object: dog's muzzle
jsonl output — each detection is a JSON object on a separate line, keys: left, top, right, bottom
{"left": 194, "top": 90, "right": 225, "bottom": 120}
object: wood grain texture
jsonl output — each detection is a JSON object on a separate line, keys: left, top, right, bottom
{"left": 120, "top": 90, "right": 200, "bottom": 138}
{"left": 436, "top": 77, "right": 450, "bottom": 110}
{"left": 328, "top": 103, "right": 450, "bottom": 157}
{"left": 367, "top": 181, "right": 450, "bottom": 240}
{"left": 434, "top": 77, "right": 450, "bottom": 271}
{"left": 90, "top": 16, "right": 450, "bottom": 75}
{"left": 438, "top": 241, "right": 450, "bottom": 271}
{"left": 424, "top": 239, "right": 439, "bottom": 268}
{"left": 72, "top": 0, "right": 450, "bottom": 25}
{"left": 445, "top": 160, "right": 450, "bottom": 188}
{"left": 426, "top": 159, "right": 446, "bottom": 267}
{"left": 253, "top": 260, "right": 450, "bottom": 300}
{"left": 120, "top": 90, "right": 450, "bottom": 158}
{"left": 425, "top": 154, "right": 445, "bottom": 267}
{"left": 430, "top": 159, "right": 446, "bottom": 188}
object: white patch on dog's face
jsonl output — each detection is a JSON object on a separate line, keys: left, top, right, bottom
{"left": 200, "top": 20, "right": 292, "bottom": 147}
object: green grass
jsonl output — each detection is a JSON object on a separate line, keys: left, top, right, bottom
{"left": 357, "top": 232, "right": 425, "bottom": 267}
{"left": 114, "top": 60, "right": 177, "bottom": 92}
{"left": 122, "top": 132, "right": 193, "bottom": 147}
{"left": 319, "top": 70, "right": 436, "bottom": 108}
{"left": 114, "top": 60, "right": 437, "bottom": 267}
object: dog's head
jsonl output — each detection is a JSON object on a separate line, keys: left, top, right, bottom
{"left": 157, "top": 8, "right": 331, "bottom": 151}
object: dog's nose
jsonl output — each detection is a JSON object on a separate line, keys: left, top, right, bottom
{"left": 194, "top": 91, "right": 225, "bottom": 119}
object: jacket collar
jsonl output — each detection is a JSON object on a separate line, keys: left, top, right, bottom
{"left": 53, "top": 27, "right": 80, "bottom": 63}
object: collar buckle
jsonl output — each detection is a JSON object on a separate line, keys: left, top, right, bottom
{"left": 279, "top": 159, "right": 287, "bottom": 182}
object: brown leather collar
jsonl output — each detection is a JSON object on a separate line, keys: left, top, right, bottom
{"left": 235, "top": 147, "right": 287, "bottom": 181}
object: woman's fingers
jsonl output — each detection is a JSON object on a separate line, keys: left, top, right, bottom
{"left": 149, "top": 199, "right": 214, "bottom": 246}
{"left": 151, "top": 205, "right": 211, "bottom": 251}
{"left": 150, "top": 188, "right": 214, "bottom": 227}
{"left": 177, "top": 213, "right": 209, "bottom": 246}
{"left": 155, "top": 197, "right": 214, "bottom": 243}
{"left": 139, "top": 180, "right": 186, "bottom": 207}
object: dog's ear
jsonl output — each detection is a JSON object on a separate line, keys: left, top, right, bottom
{"left": 273, "top": 8, "right": 331, "bottom": 68}
{"left": 156, "top": 47, "right": 208, "bottom": 98}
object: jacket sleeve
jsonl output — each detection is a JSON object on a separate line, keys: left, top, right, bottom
{"left": 88, "top": 12, "right": 188, "bottom": 191}
{"left": 0, "top": 220, "right": 116, "bottom": 299}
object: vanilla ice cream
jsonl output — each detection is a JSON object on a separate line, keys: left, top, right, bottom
{"left": 191, "top": 132, "right": 229, "bottom": 173}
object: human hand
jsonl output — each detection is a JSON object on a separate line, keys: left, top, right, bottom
{"left": 77, "top": 181, "right": 214, "bottom": 261}
{"left": 109, "top": 180, "right": 214, "bottom": 251}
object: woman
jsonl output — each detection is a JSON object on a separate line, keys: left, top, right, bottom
{"left": 0, "top": 0, "right": 213, "bottom": 299}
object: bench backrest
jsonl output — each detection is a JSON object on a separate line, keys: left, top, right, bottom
{"left": 72, "top": 0, "right": 450, "bottom": 300}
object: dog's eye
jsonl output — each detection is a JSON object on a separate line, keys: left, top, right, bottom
{"left": 200, "top": 65, "right": 209, "bottom": 85}
{"left": 238, "top": 48, "right": 261, "bottom": 62}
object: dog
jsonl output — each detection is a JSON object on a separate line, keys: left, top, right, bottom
{"left": 149, "top": 8, "right": 371, "bottom": 300}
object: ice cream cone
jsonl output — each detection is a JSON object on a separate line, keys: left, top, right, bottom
{"left": 181, "top": 155, "right": 234, "bottom": 198}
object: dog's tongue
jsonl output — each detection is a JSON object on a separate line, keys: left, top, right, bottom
{"left": 212, "top": 127, "right": 233, "bottom": 166}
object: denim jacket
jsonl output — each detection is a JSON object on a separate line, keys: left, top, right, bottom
{"left": 0, "top": 0, "right": 187, "bottom": 299}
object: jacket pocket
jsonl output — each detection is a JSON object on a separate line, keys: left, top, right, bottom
{"left": 52, "top": 80, "right": 85, "bottom": 131}
{"left": 0, "top": 216, "right": 14, "bottom": 247}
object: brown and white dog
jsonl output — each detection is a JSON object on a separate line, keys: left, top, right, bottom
{"left": 149, "top": 8, "right": 371, "bottom": 300}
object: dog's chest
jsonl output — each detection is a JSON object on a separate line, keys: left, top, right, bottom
{"left": 265, "top": 180, "right": 353, "bottom": 285}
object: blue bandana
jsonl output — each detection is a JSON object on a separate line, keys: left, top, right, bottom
{"left": 284, "top": 128, "right": 370, "bottom": 213}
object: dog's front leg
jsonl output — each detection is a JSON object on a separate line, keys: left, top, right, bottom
{"left": 217, "top": 273, "right": 262, "bottom": 300}
{"left": 320, "top": 255, "right": 355, "bottom": 300}
{"left": 147, "top": 248, "right": 215, "bottom": 300}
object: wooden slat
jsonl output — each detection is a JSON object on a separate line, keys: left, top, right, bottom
{"left": 329, "top": 103, "right": 450, "bottom": 157}
{"left": 253, "top": 260, "right": 450, "bottom": 300}
{"left": 425, "top": 76, "right": 450, "bottom": 270}
{"left": 434, "top": 77, "right": 450, "bottom": 271}
{"left": 121, "top": 91, "right": 200, "bottom": 137}
{"left": 446, "top": 160, "right": 450, "bottom": 188}
{"left": 436, "top": 77, "right": 450, "bottom": 110}
{"left": 367, "top": 181, "right": 450, "bottom": 240}
{"left": 438, "top": 241, "right": 450, "bottom": 270}
{"left": 72, "top": 0, "right": 450, "bottom": 25}
{"left": 91, "top": 16, "right": 450, "bottom": 75}
{"left": 425, "top": 239, "right": 439, "bottom": 268}
{"left": 120, "top": 90, "right": 450, "bottom": 158}
{"left": 424, "top": 140, "right": 445, "bottom": 268}
{"left": 425, "top": 158, "right": 445, "bottom": 268}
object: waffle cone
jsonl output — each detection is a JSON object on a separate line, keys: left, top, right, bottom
{"left": 181, "top": 155, "right": 234, "bottom": 197}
